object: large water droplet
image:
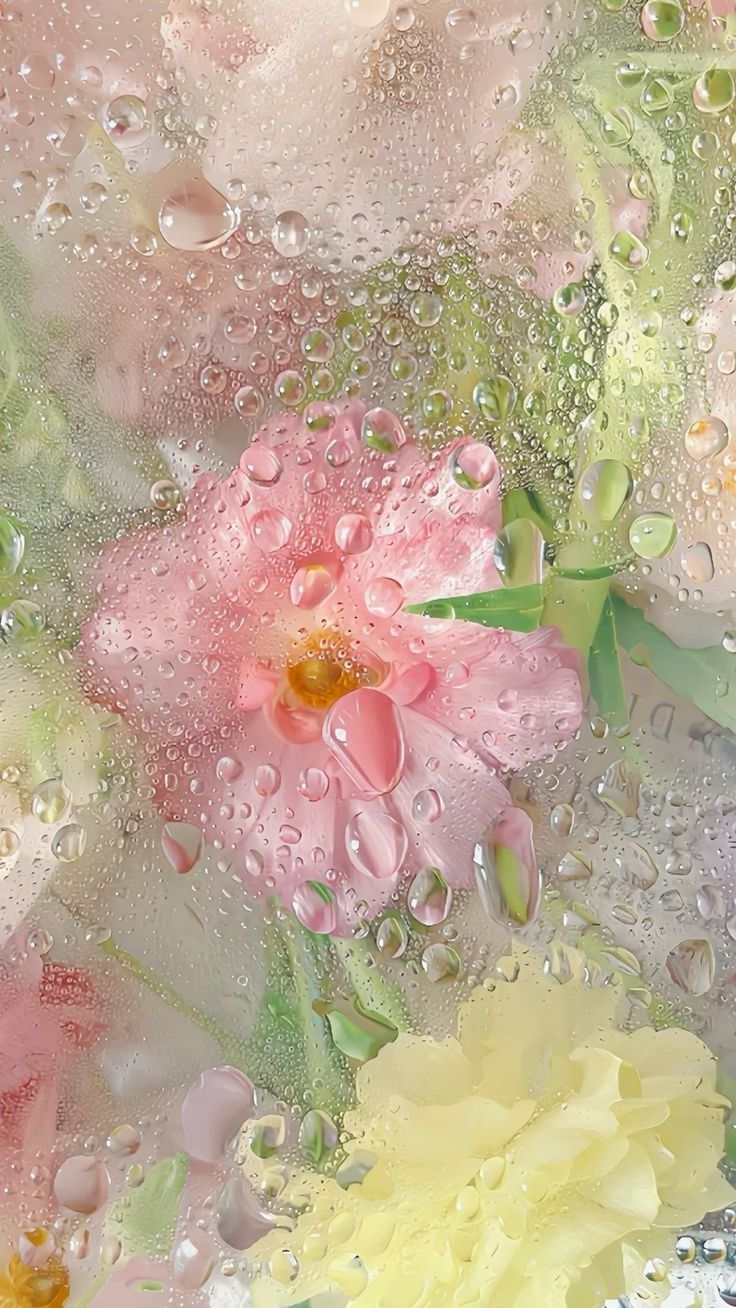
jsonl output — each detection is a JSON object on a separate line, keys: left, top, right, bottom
{"left": 578, "top": 459, "right": 633, "bottom": 523}
{"left": 684, "top": 416, "right": 728, "bottom": 462}
{"left": 473, "top": 808, "right": 540, "bottom": 927}
{"left": 0, "top": 513, "right": 25, "bottom": 573}
{"left": 158, "top": 176, "right": 237, "bottom": 252}
{"left": 292, "top": 881, "right": 337, "bottom": 934}
{"left": 271, "top": 211, "right": 310, "bottom": 258}
{"left": 449, "top": 441, "right": 499, "bottom": 491}
{"left": 407, "top": 867, "right": 452, "bottom": 925}
{"left": 493, "top": 519, "right": 545, "bottom": 587}
{"left": 629, "top": 512, "right": 677, "bottom": 559}
{"left": 473, "top": 374, "right": 517, "bottom": 423}
{"left": 345, "top": 810, "right": 408, "bottom": 880}
{"left": 103, "top": 95, "right": 150, "bottom": 148}
{"left": 323, "top": 689, "right": 405, "bottom": 798}
{"left": 682, "top": 541, "right": 714, "bottom": 583}
{"left": 32, "top": 779, "right": 72, "bottom": 825}
{"left": 640, "top": 0, "right": 684, "bottom": 42}
{"left": 666, "top": 938, "right": 714, "bottom": 996}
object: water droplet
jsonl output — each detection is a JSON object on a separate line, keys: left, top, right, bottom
{"left": 375, "top": 913, "right": 408, "bottom": 958}
{"left": 609, "top": 229, "right": 649, "bottom": 270}
{"left": 364, "top": 576, "right": 404, "bottom": 618}
{"left": 595, "top": 758, "right": 641, "bottom": 817}
{"left": 449, "top": 441, "right": 499, "bottom": 491}
{"left": 640, "top": 0, "right": 684, "bottom": 42}
{"left": 2, "top": 599, "right": 44, "bottom": 642}
{"left": 271, "top": 211, "right": 309, "bottom": 258}
{"left": 600, "top": 106, "right": 635, "bottom": 147}
{"left": 0, "top": 828, "right": 20, "bottom": 858}
{"left": 666, "top": 938, "right": 715, "bottom": 996}
{"left": 292, "top": 881, "right": 337, "bottom": 934}
{"left": 682, "top": 541, "right": 714, "bottom": 583}
{"left": 250, "top": 508, "right": 293, "bottom": 552}
{"left": 290, "top": 564, "right": 336, "bottom": 610}
{"left": 684, "top": 416, "right": 728, "bottom": 462}
{"left": 550, "top": 803, "right": 574, "bottom": 837}
{"left": 360, "top": 407, "right": 404, "bottom": 452}
{"left": 552, "top": 281, "right": 587, "bottom": 316}
{"left": 323, "top": 689, "right": 405, "bottom": 798}
{"left": 240, "top": 448, "right": 283, "bottom": 487}
{"left": 103, "top": 95, "right": 150, "bottom": 148}
{"left": 557, "top": 851, "right": 592, "bottom": 882}
{"left": 629, "top": 512, "right": 677, "bottom": 559}
{"left": 51, "top": 824, "right": 87, "bottom": 863}
{"left": 407, "top": 867, "right": 452, "bottom": 925}
{"left": 715, "top": 260, "right": 736, "bottom": 293}
{"left": 411, "top": 788, "right": 443, "bottom": 824}
{"left": 618, "top": 841, "right": 659, "bottom": 890}
{"left": 158, "top": 176, "right": 237, "bottom": 252}
{"left": 693, "top": 69, "right": 734, "bottom": 115}
{"left": 31, "top": 779, "right": 72, "bottom": 825}
{"left": 334, "top": 513, "right": 373, "bottom": 555}
{"left": 421, "top": 943, "right": 461, "bottom": 982}
{"left": 473, "top": 374, "right": 517, "bottom": 423}
{"left": 493, "top": 519, "right": 545, "bottom": 587}
{"left": 344, "top": 0, "right": 391, "bottom": 27}
{"left": 578, "top": 459, "right": 633, "bottom": 522}
{"left": 473, "top": 807, "right": 540, "bottom": 927}
{"left": 345, "top": 810, "right": 408, "bottom": 880}
{"left": 299, "top": 1110, "right": 337, "bottom": 1166}
{"left": 409, "top": 292, "right": 442, "bottom": 328}
{"left": 0, "top": 513, "right": 25, "bottom": 573}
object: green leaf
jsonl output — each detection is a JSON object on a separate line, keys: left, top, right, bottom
{"left": 405, "top": 582, "right": 543, "bottom": 632}
{"left": 104, "top": 1154, "right": 188, "bottom": 1258}
{"left": 588, "top": 592, "right": 628, "bottom": 727}
{"left": 612, "top": 591, "right": 736, "bottom": 736}
{"left": 501, "top": 487, "right": 556, "bottom": 540}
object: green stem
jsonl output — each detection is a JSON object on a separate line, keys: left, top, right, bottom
{"left": 98, "top": 937, "right": 253, "bottom": 1067}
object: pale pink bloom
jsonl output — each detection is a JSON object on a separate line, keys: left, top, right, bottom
{"left": 79, "top": 403, "right": 581, "bottom": 931}
{"left": 162, "top": 0, "right": 580, "bottom": 268}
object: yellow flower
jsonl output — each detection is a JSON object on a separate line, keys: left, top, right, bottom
{"left": 0, "top": 1253, "right": 68, "bottom": 1308}
{"left": 247, "top": 947, "right": 733, "bottom": 1308}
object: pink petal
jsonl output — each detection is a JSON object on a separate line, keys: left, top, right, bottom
{"left": 236, "top": 661, "right": 279, "bottom": 711}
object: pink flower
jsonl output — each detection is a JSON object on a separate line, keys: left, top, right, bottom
{"left": 0, "top": 939, "right": 102, "bottom": 1217}
{"left": 79, "top": 403, "right": 582, "bottom": 932}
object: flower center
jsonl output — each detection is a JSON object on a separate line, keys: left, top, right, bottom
{"left": 285, "top": 634, "right": 382, "bottom": 710}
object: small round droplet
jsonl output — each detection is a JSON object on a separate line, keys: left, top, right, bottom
{"left": 103, "top": 95, "right": 150, "bottom": 148}
{"left": 271, "top": 211, "right": 310, "bottom": 258}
